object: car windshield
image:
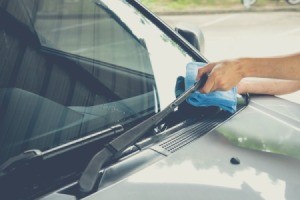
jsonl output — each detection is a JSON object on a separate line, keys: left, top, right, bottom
{"left": 0, "top": 0, "right": 194, "bottom": 165}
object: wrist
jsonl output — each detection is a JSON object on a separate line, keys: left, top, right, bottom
{"left": 237, "top": 80, "right": 247, "bottom": 94}
{"left": 237, "top": 58, "right": 254, "bottom": 78}
{"left": 234, "top": 58, "right": 247, "bottom": 78}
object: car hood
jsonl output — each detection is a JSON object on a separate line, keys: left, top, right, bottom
{"left": 40, "top": 96, "right": 299, "bottom": 200}
{"left": 82, "top": 96, "right": 300, "bottom": 200}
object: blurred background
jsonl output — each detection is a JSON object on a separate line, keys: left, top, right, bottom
{"left": 140, "top": 0, "right": 300, "bottom": 103}
{"left": 140, "top": 0, "right": 299, "bottom": 12}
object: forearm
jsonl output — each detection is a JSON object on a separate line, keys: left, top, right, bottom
{"left": 197, "top": 52, "right": 300, "bottom": 93}
{"left": 240, "top": 52, "right": 300, "bottom": 80}
{"left": 238, "top": 78, "right": 300, "bottom": 95}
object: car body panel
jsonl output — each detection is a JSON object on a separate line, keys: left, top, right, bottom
{"left": 82, "top": 96, "right": 300, "bottom": 200}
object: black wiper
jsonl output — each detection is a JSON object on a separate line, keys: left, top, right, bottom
{"left": 0, "top": 125, "right": 124, "bottom": 176}
{"left": 78, "top": 73, "right": 208, "bottom": 193}
{"left": 0, "top": 149, "right": 42, "bottom": 176}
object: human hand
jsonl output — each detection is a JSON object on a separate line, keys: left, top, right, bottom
{"left": 196, "top": 59, "right": 245, "bottom": 93}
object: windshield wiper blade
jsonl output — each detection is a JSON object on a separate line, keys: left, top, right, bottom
{"left": 0, "top": 125, "right": 124, "bottom": 176}
{"left": 78, "top": 73, "right": 208, "bottom": 194}
{"left": 43, "top": 124, "right": 124, "bottom": 155}
{"left": 0, "top": 149, "right": 42, "bottom": 176}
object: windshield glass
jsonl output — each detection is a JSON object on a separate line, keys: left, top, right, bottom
{"left": 0, "top": 0, "right": 193, "bottom": 165}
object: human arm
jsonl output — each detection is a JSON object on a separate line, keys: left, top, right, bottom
{"left": 237, "top": 78, "right": 300, "bottom": 95}
{"left": 197, "top": 52, "right": 300, "bottom": 93}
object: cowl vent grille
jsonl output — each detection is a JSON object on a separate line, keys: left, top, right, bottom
{"left": 158, "top": 114, "right": 231, "bottom": 153}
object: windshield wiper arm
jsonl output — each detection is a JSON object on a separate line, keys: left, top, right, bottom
{"left": 78, "top": 74, "right": 208, "bottom": 194}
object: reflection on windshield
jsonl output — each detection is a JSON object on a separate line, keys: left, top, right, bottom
{"left": 0, "top": 0, "right": 194, "bottom": 165}
{"left": 99, "top": 0, "right": 193, "bottom": 106}
{"left": 34, "top": 0, "right": 153, "bottom": 74}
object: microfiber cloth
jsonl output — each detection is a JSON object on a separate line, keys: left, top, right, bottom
{"left": 184, "top": 62, "right": 237, "bottom": 113}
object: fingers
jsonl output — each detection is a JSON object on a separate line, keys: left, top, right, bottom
{"left": 196, "top": 63, "right": 215, "bottom": 81}
{"left": 200, "top": 75, "right": 215, "bottom": 93}
{"left": 197, "top": 63, "right": 216, "bottom": 93}
{"left": 197, "top": 60, "right": 244, "bottom": 93}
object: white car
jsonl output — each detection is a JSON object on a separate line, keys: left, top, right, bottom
{"left": 0, "top": 0, "right": 299, "bottom": 200}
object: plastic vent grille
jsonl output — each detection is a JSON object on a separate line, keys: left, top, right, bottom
{"left": 158, "top": 112, "right": 235, "bottom": 153}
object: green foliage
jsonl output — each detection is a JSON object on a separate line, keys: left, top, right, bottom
{"left": 140, "top": 0, "right": 282, "bottom": 11}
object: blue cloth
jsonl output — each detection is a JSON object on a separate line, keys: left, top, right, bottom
{"left": 184, "top": 62, "right": 237, "bottom": 113}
